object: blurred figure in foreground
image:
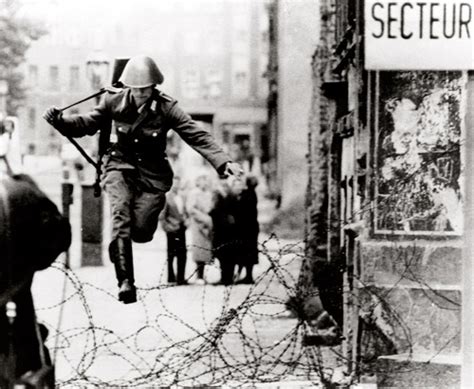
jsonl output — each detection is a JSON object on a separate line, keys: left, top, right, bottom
{"left": 187, "top": 174, "right": 214, "bottom": 284}
{"left": 0, "top": 174, "right": 71, "bottom": 387}
{"left": 161, "top": 175, "right": 188, "bottom": 285}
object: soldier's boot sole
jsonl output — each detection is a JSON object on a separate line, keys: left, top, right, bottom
{"left": 118, "top": 279, "right": 137, "bottom": 304}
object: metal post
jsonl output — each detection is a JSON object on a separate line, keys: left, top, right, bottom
{"left": 461, "top": 71, "right": 474, "bottom": 388}
{"left": 80, "top": 94, "right": 103, "bottom": 267}
{"left": 81, "top": 180, "right": 103, "bottom": 266}
{"left": 61, "top": 169, "right": 73, "bottom": 267}
{"left": 79, "top": 52, "right": 109, "bottom": 267}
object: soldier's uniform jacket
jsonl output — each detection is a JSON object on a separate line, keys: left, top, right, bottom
{"left": 59, "top": 88, "right": 231, "bottom": 192}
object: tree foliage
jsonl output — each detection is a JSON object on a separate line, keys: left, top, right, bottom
{"left": 0, "top": 0, "right": 46, "bottom": 114}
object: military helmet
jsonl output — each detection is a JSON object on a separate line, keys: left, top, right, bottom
{"left": 119, "top": 55, "right": 164, "bottom": 87}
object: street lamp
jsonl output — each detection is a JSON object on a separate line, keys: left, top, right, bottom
{"left": 80, "top": 50, "right": 110, "bottom": 267}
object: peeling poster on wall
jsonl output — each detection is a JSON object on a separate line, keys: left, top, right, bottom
{"left": 376, "top": 71, "right": 464, "bottom": 234}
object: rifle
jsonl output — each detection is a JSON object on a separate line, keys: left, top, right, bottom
{"left": 55, "top": 58, "right": 130, "bottom": 197}
{"left": 57, "top": 89, "right": 106, "bottom": 197}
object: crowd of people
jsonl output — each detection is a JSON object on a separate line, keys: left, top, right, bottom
{"left": 160, "top": 173, "right": 260, "bottom": 286}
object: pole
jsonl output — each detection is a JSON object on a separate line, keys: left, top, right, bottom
{"left": 461, "top": 71, "right": 474, "bottom": 388}
{"left": 80, "top": 93, "right": 103, "bottom": 267}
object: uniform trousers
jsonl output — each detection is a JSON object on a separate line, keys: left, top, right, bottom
{"left": 103, "top": 170, "right": 166, "bottom": 243}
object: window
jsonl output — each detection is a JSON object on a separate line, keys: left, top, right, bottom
{"left": 232, "top": 56, "right": 250, "bottom": 98}
{"left": 69, "top": 66, "right": 80, "bottom": 91}
{"left": 27, "top": 143, "right": 36, "bottom": 155}
{"left": 232, "top": 70, "right": 249, "bottom": 98}
{"left": 182, "top": 67, "right": 200, "bottom": 99}
{"left": 49, "top": 66, "right": 59, "bottom": 91}
{"left": 204, "top": 68, "right": 223, "bottom": 99}
{"left": 28, "top": 65, "right": 38, "bottom": 87}
{"left": 28, "top": 107, "right": 36, "bottom": 129}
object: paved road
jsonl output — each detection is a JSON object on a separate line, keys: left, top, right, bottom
{"left": 31, "top": 234, "right": 327, "bottom": 388}
{"left": 23, "top": 156, "right": 332, "bottom": 388}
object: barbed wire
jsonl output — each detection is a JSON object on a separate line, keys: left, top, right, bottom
{"left": 33, "top": 236, "right": 329, "bottom": 388}
{"left": 31, "top": 224, "right": 460, "bottom": 388}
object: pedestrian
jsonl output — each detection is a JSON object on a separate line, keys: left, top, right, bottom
{"left": 211, "top": 176, "right": 244, "bottom": 285}
{"left": 186, "top": 174, "right": 214, "bottom": 284}
{"left": 43, "top": 55, "right": 241, "bottom": 303}
{"left": 0, "top": 173, "right": 71, "bottom": 387}
{"left": 236, "top": 175, "right": 259, "bottom": 284}
{"left": 160, "top": 175, "right": 188, "bottom": 285}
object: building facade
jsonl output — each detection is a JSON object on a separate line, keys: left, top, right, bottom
{"left": 265, "top": 0, "right": 319, "bottom": 210}
{"left": 17, "top": 0, "right": 269, "bottom": 179}
{"left": 306, "top": 0, "right": 466, "bottom": 386}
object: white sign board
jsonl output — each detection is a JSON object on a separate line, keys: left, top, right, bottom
{"left": 365, "top": 0, "right": 474, "bottom": 70}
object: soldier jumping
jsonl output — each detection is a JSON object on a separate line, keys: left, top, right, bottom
{"left": 43, "top": 55, "right": 241, "bottom": 304}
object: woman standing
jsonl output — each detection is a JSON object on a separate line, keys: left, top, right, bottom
{"left": 236, "top": 175, "right": 259, "bottom": 284}
{"left": 186, "top": 174, "right": 214, "bottom": 284}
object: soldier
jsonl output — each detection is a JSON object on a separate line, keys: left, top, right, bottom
{"left": 43, "top": 55, "right": 241, "bottom": 304}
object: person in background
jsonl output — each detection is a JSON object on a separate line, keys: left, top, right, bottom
{"left": 236, "top": 175, "right": 259, "bottom": 284}
{"left": 210, "top": 178, "right": 233, "bottom": 285}
{"left": 186, "top": 174, "right": 214, "bottom": 285}
{"left": 161, "top": 175, "right": 188, "bottom": 285}
{"left": 211, "top": 176, "right": 244, "bottom": 285}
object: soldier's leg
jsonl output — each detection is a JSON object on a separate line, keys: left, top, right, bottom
{"left": 103, "top": 170, "right": 136, "bottom": 303}
{"left": 103, "top": 170, "right": 133, "bottom": 240}
{"left": 131, "top": 191, "right": 166, "bottom": 243}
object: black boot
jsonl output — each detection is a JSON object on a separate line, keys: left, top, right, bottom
{"left": 109, "top": 238, "right": 137, "bottom": 304}
{"left": 241, "top": 264, "right": 254, "bottom": 284}
{"left": 167, "top": 257, "right": 176, "bottom": 283}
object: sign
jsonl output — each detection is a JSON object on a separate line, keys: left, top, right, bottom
{"left": 365, "top": 0, "right": 474, "bottom": 70}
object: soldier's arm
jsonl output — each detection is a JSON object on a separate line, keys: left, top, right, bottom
{"left": 166, "top": 102, "right": 231, "bottom": 171}
{"left": 44, "top": 96, "right": 110, "bottom": 138}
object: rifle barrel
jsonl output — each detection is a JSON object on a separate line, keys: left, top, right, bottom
{"left": 60, "top": 88, "right": 107, "bottom": 112}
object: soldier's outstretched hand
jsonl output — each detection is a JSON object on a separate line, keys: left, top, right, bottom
{"left": 43, "top": 107, "right": 63, "bottom": 128}
{"left": 219, "top": 162, "right": 243, "bottom": 179}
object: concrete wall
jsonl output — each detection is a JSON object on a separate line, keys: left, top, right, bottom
{"left": 277, "top": 0, "right": 319, "bottom": 209}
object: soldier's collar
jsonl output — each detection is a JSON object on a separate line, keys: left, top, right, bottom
{"left": 148, "top": 89, "right": 174, "bottom": 113}
{"left": 150, "top": 98, "right": 158, "bottom": 113}
{"left": 149, "top": 89, "right": 162, "bottom": 113}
